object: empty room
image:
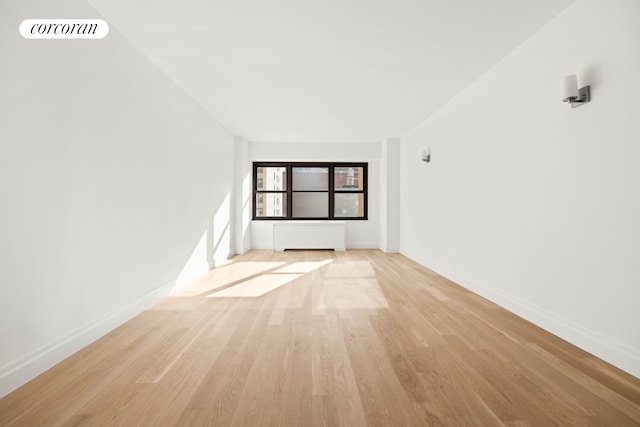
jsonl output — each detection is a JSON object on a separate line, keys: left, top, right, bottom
{"left": 1, "top": 0, "right": 639, "bottom": 425}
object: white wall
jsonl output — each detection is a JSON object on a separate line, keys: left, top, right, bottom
{"left": 380, "top": 138, "right": 400, "bottom": 253}
{"left": 0, "top": 0, "right": 235, "bottom": 396}
{"left": 234, "top": 137, "right": 252, "bottom": 255}
{"left": 400, "top": 0, "right": 640, "bottom": 377}
{"left": 249, "top": 142, "right": 381, "bottom": 249}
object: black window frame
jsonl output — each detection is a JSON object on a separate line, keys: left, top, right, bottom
{"left": 253, "top": 162, "right": 368, "bottom": 220}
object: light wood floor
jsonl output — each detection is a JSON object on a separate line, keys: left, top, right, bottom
{"left": 1, "top": 250, "right": 639, "bottom": 426}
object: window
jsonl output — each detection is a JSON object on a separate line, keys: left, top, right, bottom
{"left": 292, "top": 167, "right": 328, "bottom": 217}
{"left": 253, "top": 162, "right": 367, "bottom": 220}
{"left": 254, "top": 165, "right": 287, "bottom": 218}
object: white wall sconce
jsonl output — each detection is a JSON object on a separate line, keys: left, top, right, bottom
{"left": 562, "top": 75, "right": 591, "bottom": 108}
{"left": 421, "top": 148, "right": 431, "bottom": 163}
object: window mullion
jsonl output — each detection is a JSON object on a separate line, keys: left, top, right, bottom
{"left": 286, "top": 163, "right": 293, "bottom": 219}
{"left": 329, "top": 165, "right": 335, "bottom": 219}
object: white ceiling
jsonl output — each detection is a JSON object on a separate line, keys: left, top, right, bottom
{"left": 87, "top": 0, "right": 574, "bottom": 142}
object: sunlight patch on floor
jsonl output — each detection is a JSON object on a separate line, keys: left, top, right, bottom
{"left": 313, "top": 277, "right": 389, "bottom": 312}
{"left": 171, "top": 256, "right": 389, "bottom": 304}
{"left": 323, "top": 260, "right": 376, "bottom": 278}
{"left": 273, "top": 259, "right": 333, "bottom": 274}
{"left": 171, "top": 261, "right": 287, "bottom": 296}
{"left": 207, "top": 274, "right": 303, "bottom": 298}
{"left": 205, "top": 259, "right": 334, "bottom": 298}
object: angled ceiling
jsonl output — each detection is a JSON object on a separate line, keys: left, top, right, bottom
{"left": 87, "top": 0, "right": 574, "bottom": 142}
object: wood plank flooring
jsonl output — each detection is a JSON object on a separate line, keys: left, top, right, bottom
{"left": 1, "top": 250, "right": 639, "bottom": 426}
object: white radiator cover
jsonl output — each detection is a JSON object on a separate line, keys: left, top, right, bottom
{"left": 273, "top": 221, "right": 346, "bottom": 251}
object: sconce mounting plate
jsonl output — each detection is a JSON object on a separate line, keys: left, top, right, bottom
{"left": 571, "top": 85, "right": 591, "bottom": 108}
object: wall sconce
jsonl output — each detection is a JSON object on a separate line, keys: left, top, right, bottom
{"left": 562, "top": 75, "right": 591, "bottom": 108}
{"left": 421, "top": 148, "right": 431, "bottom": 163}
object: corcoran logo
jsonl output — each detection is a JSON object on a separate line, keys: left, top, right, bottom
{"left": 19, "top": 19, "right": 109, "bottom": 39}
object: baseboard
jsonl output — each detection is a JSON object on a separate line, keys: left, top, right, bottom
{"left": 251, "top": 244, "right": 273, "bottom": 250}
{"left": 251, "top": 245, "right": 379, "bottom": 251}
{"left": 401, "top": 250, "right": 640, "bottom": 379}
{"left": 347, "top": 243, "right": 380, "bottom": 250}
{"left": 251, "top": 242, "right": 381, "bottom": 251}
{"left": 0, "top": 280, "right": 175, "bottom": 399}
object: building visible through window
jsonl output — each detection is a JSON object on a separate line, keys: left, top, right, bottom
{"left": 253, "top": 162, "right": 367, "bottom": 220}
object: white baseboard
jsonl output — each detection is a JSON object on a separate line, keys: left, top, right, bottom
{"left": 251, "top": 244, "right": 379, "bottom": 251}
{"left": 0, "top": 280, "right": 175, "bottom": 399}
{"left": 402, "top": 250, "right": 640, "bottom": 380}
{"left": 251, "top": 244, "right": 273, "bottom": 250}
{"left": 347, "top": 243, "right": 379, "bottom": 249}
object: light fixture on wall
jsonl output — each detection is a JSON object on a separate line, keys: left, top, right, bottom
{"left": 562, "top": 75, "right": 591, "bottom": 108}
{"left": 421, "top": 148, "right": 431, "bottom": 163}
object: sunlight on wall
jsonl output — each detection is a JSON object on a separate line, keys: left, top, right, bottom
{"left": 174, "top": 193, "right": 233, "bottom": 294}
{"left": 212, "top": 193, "right": 231, "bottom": 265}
{"left": 174, "top": 230, "right": 209, "bottom": 290}
{"left": 241, "top": 172, "right": 251, "bottom": 246}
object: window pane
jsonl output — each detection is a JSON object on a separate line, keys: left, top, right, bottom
{"left": 334, "top": 193, "right": 364, "bottom": 217}
{"left": 292, "top": 192, "right": 328, "bottom": 217}
{"left": 255, "top": 193, "right": 287, "bottom": 217}
{"left": 256, "top": 167, "right": 287, "bottom": 191}
{"left": 334, "top": 166, "right": 363, "bottom": 191}
{"left": 292, "top": 167, "right": 328, "bottom": 191}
